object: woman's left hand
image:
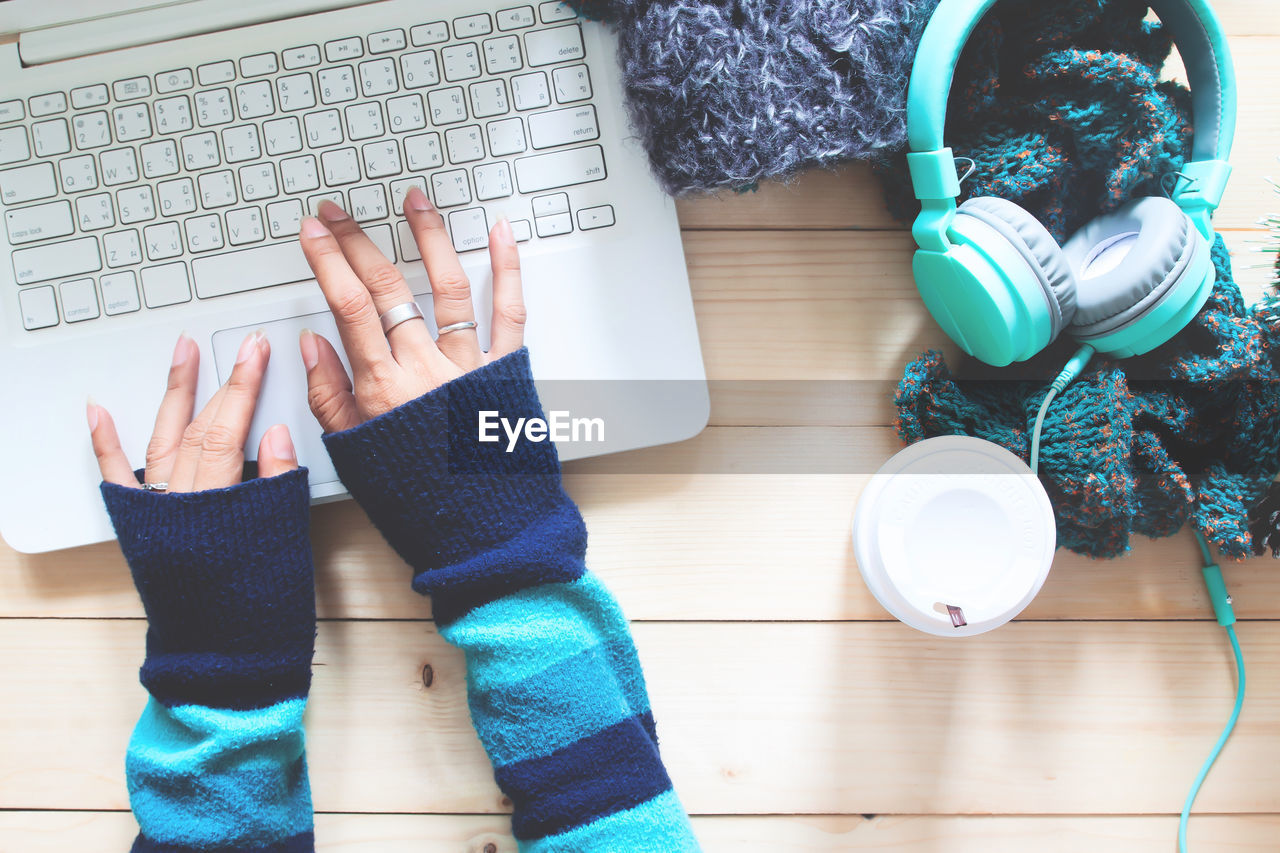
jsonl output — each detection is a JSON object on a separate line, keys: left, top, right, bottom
{"left": 87, "top": 330, "right": 298, "bottom": 492}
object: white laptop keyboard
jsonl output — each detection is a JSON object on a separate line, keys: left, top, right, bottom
{"left": 3, "top": 2, "right": 617, "bottom": 332}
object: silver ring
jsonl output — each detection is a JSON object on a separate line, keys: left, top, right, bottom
{"left": 141, "top": 482, "right": 168, "bottom": 493}
{"left": 436, "top": 320, "right": 478, "bottom": 337}
{"left": 379, "top": 301, "right": 426, "bottom": 334}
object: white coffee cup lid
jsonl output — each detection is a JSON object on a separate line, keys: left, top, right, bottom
{"left": 853, "top": 436, "right": 1056, "bottom": 637}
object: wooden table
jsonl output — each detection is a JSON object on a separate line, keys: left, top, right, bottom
{"left": 3, "top": 3, "right": 1279, "bottom": 849}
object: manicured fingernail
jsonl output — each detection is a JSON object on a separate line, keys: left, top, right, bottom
{"left": 406, "top": 186, "right": 432, "bottom": 212}
{"left": 496, "top": 217, "right": 514, "bottom": 245}
{"left": 299, "top": 329, "right": 319, "bottom": 371}
{"left": 266, "top": 424, "right": 296, "bottom": 463}
{"left": 317, "top": 200, "right": 350, "bottom": 222}
{"left": 86, "top": 397, "right": 99, "bottom": 432}
{"left": 235, "top": 330, "right": 264, "bottom": 364}
{"left": 171, "top": 332, "right": 192, "bottom": 366}
{"left": 299, "top": 216, "right": 329, "bottom": 238}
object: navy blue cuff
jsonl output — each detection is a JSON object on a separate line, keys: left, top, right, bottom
{"left": 101, "top": 468, "right": 316, "bottom": 709}
{"left": 322, "top": 349, "right": 586, "bottom": 622}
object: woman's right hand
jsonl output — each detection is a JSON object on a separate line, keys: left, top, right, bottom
{"left": 296, "top": 187, "right": 526, "bottom": 434}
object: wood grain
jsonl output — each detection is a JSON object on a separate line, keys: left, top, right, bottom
{"left": 5, "top": 425, "right": 1277, "bottom": 622}
{"left": 3, "top": 9, "right": 1278, "bottom": 852}
{"left": 4, "top": 812, "right": 1280, "bottom": 852}
{"left": 3, "top": 620, "right": 1276, "bottom": 816}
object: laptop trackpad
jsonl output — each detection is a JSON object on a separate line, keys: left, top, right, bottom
{"left": 211, "top": 310, "right": 354, "bottom": 489}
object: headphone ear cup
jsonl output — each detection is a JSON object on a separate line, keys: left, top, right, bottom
{"left": 957, "top": 196, "right": 1078, "bottom": 340}
{"left": 1063, "top": 196, "right": 1211, "bottom": 355}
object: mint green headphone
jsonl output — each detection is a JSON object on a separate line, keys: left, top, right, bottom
{"left": 906, "top": 0, "right": 1237, "bottom": 367}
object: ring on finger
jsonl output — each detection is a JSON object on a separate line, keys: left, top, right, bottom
{"left": 379, "top": 301, "right": 426, "bottom": 335}
{"left": 141, "top": 481, "right": 169, "bottom": 493}
{"left": 437, "top": 320, "right": 477, "bottom": 337}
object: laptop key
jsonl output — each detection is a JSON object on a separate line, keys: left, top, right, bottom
{"left": 0, "top": 100, "right": 25, "bottom": 124}
{"left": 18, "top": 285, "right": 58, "bottom": 329}
{"left": 197, "top": 61, "right": 236, "bottom": 86}
{"left": 5, "top": 200, "right": 74, "bottom": 245}
{"left": 1, "top": 162, "right": 57, "bottom": 203}
{"left": 70, "top": 85, "right": 109, "bottom": 109}
{"left": 192, "top": 222, "right": 393, "bottom": 298}
{"left": 12, "top": 236, "right": 101, "bottom": 285}
{"left": 410, "top": 22, "right": 449, "bottom": 47}
{"left": 0, "top": 125, "right": 30, "bottom": 165}
{"left": 448, "top": 207, "right": 489, "bottom": 252}
{"left": 100, "top": 271, "right": 141, "bottom": 315}
{"left": 141, "top": 261, "right": 192, "bottom": 307}
{"left": 498, "top": 7, "right": 536, "bottom": 31}
{"left": 524, "top": 25, "right": 584, "bottom": 67}
{"left": 528, "top": 104, "right": 597, "bottom": 149}
{"left": 514, "top": 144, "right": 605, "bottom": 193}
{"left": 282, "top": 46, "right": 321, "bottom": 70}
{"left": 60, "top": 277, "right": 100, "bottom": 322}
{"left": 29, "top": 93, "right": 67, "bottom": 117}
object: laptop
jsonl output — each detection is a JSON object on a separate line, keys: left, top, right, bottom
{"left": 0, "top": 0, "right": 709, "bottom": 553}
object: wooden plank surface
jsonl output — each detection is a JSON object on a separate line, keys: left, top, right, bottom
{"left": 3, "top": 5, "right": 1279, "bottom": 852}
{"left": 5, "top": 812, "right": 1280, "bottom": 852}
{"left": 3, "top": 425, "right": 1277, "bottom": 622}
{"left": 4, "top": 620, "right": 1278, "bottom": 816}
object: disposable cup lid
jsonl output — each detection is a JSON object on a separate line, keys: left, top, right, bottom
{"left": 853, "top": 436, "right": 1056, "bottom": 637}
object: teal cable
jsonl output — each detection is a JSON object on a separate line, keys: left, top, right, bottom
{"left": 1029, "top": 345, "right": 1095, "bottom": 476}
{"left": 1179, "top": 529, "right": 1245, "bottom": 853}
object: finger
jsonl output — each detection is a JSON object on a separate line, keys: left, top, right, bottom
{"left": 256, "top": 423, "right": 299, "bottom": 479}
{"left": 315, "top": 201, "right": 438, "bottom": 361}
{"left": 301, "top": 329, "right": 362, "bottom": 433}
{"left": 298, "top": 215, "right": 395, "bottom": 375}
{"left": 487, "top": 218, "right": 526, "bottom": 360}
{"left": 87, "top": 401, "right": 139, "bottom": 487}
{"left": 403, "top": 187, "right": 483, "bottom": 368}
{"left": 144, "top": 333, "right": 199, "bottom": 485}
{"left": 190, "top": 330, "right": 271, "bottom": 492}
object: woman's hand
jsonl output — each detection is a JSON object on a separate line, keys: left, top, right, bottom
{"left": 296, "top": 187, "right": 525, "bottom": 433}
{"left": 88, "top": 331, "right": 298, "bottom": 491}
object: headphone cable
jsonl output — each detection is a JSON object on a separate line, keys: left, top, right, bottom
{"left": 1179, "top": 528, "right": 1244, "bottom": 853}
{"left": 1027, "top": 352, "right": 1243, "bottom": 851}
{"left": 1029, "top": 344, "right": 1095, "bottom": 476}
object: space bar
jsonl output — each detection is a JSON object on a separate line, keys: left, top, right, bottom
{"left": 192, "top": 224, "right": 394, "bottom": 299}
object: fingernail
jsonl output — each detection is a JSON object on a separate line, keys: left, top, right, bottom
{"left": 406, "top": 186, "right": 432, "bottom": 212}
{"left": 86, "top": 397, "right": 99, "bottom": 433}
{"left": 299, "top": 328, "right": 319, "bottom": 371}
{"left": 171, "top": 332, "right": 192, "bottom": 367}
{"left": 317, "top": 200, "right": 350, "bottom": 222}
{"left": 266, "top": 424, "right": 296, "bottom": 463}
{"left": 496, "top": 217, "right": 515, "bottom": 245}
{"left": 300, "top": 216, "right": 329, "bottom": 238}
{"left": 235, "top": 330, "right": 264, "bottom": 364}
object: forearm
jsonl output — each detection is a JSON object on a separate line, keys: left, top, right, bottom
{"left": 103, "top": 470, "right": 316, "bottom": 853}
{"left": 324, "top": 349, "right": 699, "bottom": 851}
{"left": 438, "top": 568, "right": 695, "bottom": 852}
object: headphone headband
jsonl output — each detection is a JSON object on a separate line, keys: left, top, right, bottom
{"left": 905, "top": 0, "right": 1236, "bottom": 237}
{"left": 906, "top": 0, "right": 1235, "bottom": 160}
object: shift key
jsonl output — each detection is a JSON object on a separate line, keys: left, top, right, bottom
{"left": 13, "top": 236, "right": 101, "bottom": 285}
{"left": 514, "top": 144, "right": 605, "bottom": 193}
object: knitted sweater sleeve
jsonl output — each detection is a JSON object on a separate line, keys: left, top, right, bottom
{"left": 322, "top": 349, "right": 700, "bottom": 852}
{"left": 100, "top": 469, "right": 316, "bottom": 853}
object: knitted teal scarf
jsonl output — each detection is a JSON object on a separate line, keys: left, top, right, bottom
{"left": 883, "top": 0, "right": 1280, "bottom": 558}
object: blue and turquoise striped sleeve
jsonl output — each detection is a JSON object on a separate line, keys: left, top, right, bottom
{"left": 101, "top": 468, "right": 317, "bottom": 853}
{"left": 323, "top": 349, "right": 701, "bottom": 852}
